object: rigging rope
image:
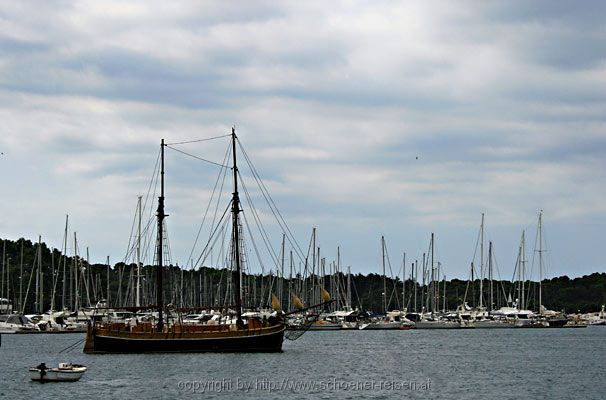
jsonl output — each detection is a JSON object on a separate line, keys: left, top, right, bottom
{"left": 185, "top": 143, "right": 231, "bottom": 269}
{"left": 192, "top": 202, "right": 233, "bottom": 269}
{"left": 238, "top": 170, "right": 281, "bottom": 269}
{"left": 237, "top": 140, "right": 307, "bottom": 262}
{"left": 165, "top": 134, "right": 231, "bottom": 146}
{"left": 59, "top": 337, "right": 86, "bottom": 353}
{"left": 165, "top": 145, "right": 229, "bottom": 168}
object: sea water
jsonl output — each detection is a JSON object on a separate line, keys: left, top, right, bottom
{"left": 1, "top": 327, "right": 604, "bottom": 399}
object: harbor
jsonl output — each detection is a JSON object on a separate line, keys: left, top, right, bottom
{"left": 2, "top": 326, "right": 605, "bottom": 398}
{"left": 1, "top": 1, "right": 606, "bottom": 398}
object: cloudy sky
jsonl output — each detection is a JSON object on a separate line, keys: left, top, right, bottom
{"left": 1, "top": 1, "right": 605, "bottom": 281}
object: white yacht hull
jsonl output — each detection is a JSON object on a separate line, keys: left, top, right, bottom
{"left": 473, "top": 320, "right": 514, "bottom": 329}
{"left": 414, "top": 321, "right": 464, "bottom": 329}
{"left": 359, "top": 321, "right": 402, "bottom": 330}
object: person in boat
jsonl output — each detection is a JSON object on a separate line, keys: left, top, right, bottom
{"left": 36, "top": 363, "right": 47, "bottom": 378}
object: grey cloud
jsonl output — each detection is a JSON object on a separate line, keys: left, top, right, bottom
{"left": 478, "top": 0, "right": 606, "bottom": 27}
{"left": 477, "top": 1, "right": 606, "bottom": 70}
{"left": 1, "top": 1, "right": 605, "bottom": 278}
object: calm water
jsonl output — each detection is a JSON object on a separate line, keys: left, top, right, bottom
{"left": 1, "top": 327, "right": 604, "bottom": 399}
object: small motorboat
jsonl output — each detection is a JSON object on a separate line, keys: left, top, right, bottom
{"left": 30, "top": 362, "right": 87, "bottom": 382}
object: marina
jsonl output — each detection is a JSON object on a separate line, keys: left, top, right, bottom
{"left": 2, "top": 327, "right": 605, "bottom": 398}
{"left": 1, "top": 134, "right": 601, "bottom": 340}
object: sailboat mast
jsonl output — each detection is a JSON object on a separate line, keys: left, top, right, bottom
{"left": 489, "top": 241, "right": 493, "bottom": 311}
{"left": 136, "top": 195, "right": 142, "bottom": 307}
{"left": 538, "top": 210, "right": 543, "bottom": 313}
{"left": 402, "top": 252, "right": 406, "bottom": 313}
{"left": 347, "top": 265, "right": 351, "bottom": 310}
{"left": 74, "top": 232, "right": 78, "bottom": 312}
{"left": 521, "top": 230, "right": 526, "bottom": 310}
{"left": 231, "top": 128, "right": 243, "bottom": 325}
{"left": 336, "top": 247, "right": 341, "bottom": 309}
{"left": 280, "top": 234, "right": 285, "bottom": 305}
{"left": 106, "top": 256, "right": 110, "bottom": 307}
{"left": 479, "top": 213, "right": 484, "bottom": 309}
{"left": 288, "top": 250, "right": 293, "bottom": 310}
{"left": 443, "top": 275, "right": 446, "bottom": 312}
{"left": 38, "top": 235, "right": 43, "bottom": 313}
{"left": 19, "top": 239, "right": 23, "bottom": 312}
{"left": 156, "top": 139, "right": 166, "bottom": 331}
{"left": 62, "top": 215, "right": 68, "bottom": 310}
{"left": 431, "top": 233, "right": 434, "bottom": 313}
{"left": 413, "top": 260, "right": 417, "bottom": 313}
{"left": 382, "top": 236, "right": 387, "bottom": 314}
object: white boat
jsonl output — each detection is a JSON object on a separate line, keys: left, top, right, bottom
{"left": 472, "top": 318, "right": 514, "bottom": 329}
{"left": 359, "top": 311, "right": 413, "bottom": 330}
{"left": 0, "top": 314, "right": 37, "bottom": 333}
{"left": 30, "top": 363, "right": 87, "bottom": 382}
{"left": 414, "top": 319, "right": 466, "bottom": 329}
{"left": 309, "top": 320, "right": 343, "bottom": 330}
{"left": 588, "top": 305, "right": 606, "bottom": 326}
{"left": 27, "top": 311, "right": 87, "bottom": 333}
{"left": 359, "top": 321, "right": 401, "bottom": 330}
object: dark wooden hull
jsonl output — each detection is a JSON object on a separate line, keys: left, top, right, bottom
{"left": 84, "top": 324, "right": 285, "bottom": 354}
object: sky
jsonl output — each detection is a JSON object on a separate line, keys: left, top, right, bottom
{"left": 0, "top": 1, "right": 605, "bottom": 281}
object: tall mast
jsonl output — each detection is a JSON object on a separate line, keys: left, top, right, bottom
{"left": 521, "top": 230, "right": 526, "bottom": 310}
{"left": 38, "top": 235, "right": 43, "bottom": 313}
{"left": 231, "top": 128, "right": 243, "bottom": 325}
{"left": 106, "top": 256, "right": 110, "bottom": 307}
{"left": 280, "top": 233, "right": 285, "bottom": 305}
{"left": 74, "top": 232, "right": 78, "bottom": 312}
{"left": 156, "top": 139, "right": 166, "bottom": 331}
{"left": 443, "top": 275, "right": 446, "bottom": 312}
{"left": 312, "top": 228, "right": 316, "bottom": 306}
{"left": 288, "top": 250, "right": 293, "bottom": 311}
{"left": 538, "top": 210, "right": 543, "bottom": 313}
{"left": 347, "top": 266, "right": 351, "bottom": 310}
{"left": 336, "top": 247, "right": 341, "bottom": 309}
{"left": 61, "top": 215, "right": 68, "bottom": 310}
{"left": 382, "top": 235, "right": 387, "bottom": 314}
{"left": 421, "top": 253, "right": 426, "bottom": 313}
{"left": 479, "top": 213, "right": 484, "bottom": 309}
{"left": 50, "top": 248, "right": 55, "bottom": 311}
{"left": 413, "top": 260, "right": 417, "bottom": 313}
{"left": 489, "top": 241, "right": 493, "bottom": 311}
{"left": 19, "top": 239, "right": 23, "bottom": 312}
{"left": 136, "top": 195, "right": 142, "bottom": 307}
{"left": 516, "top": 242, "right": 521, "bottom": 308}
{"left": 431, "top": 233, "right": 434, "bottom": 313}
{"left": 402, "top": 253, "right": 406, "bottom": 313}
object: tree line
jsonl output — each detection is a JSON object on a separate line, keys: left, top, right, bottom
{"left": 1, "top": 238, "right": 604, "bottom": 314}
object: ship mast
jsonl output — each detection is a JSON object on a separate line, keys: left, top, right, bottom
{"left": 231, "top": 128, "right": 243, "bottom": 326}
{"left": 156, "top": 139, "right": 166, "bottom": 332}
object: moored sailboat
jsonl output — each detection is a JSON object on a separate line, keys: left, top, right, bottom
{"left": 84, "top": 129, "right": 286, "bottom": 353}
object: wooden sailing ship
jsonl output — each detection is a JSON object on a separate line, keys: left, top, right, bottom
{"left": 84, "top": 129, "right": 285, "bottom": 353}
